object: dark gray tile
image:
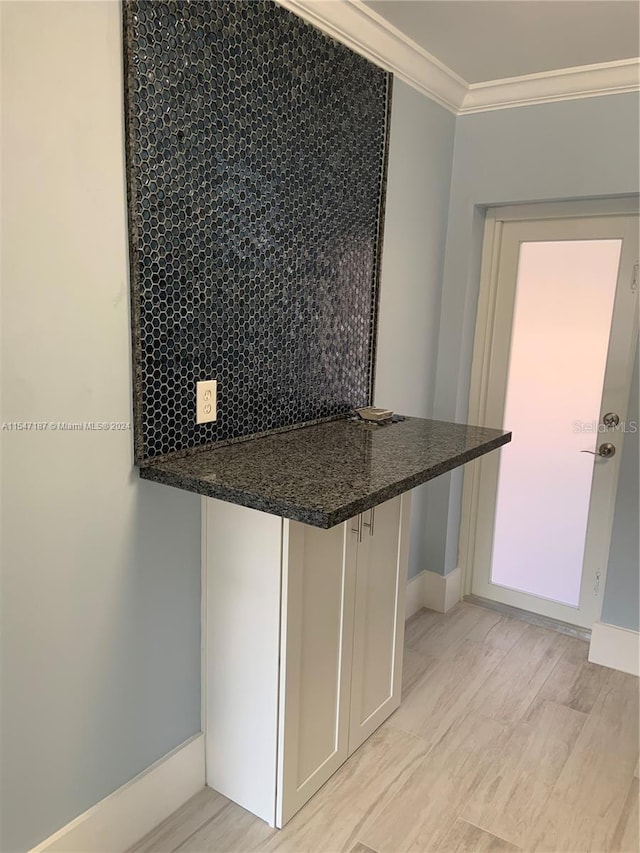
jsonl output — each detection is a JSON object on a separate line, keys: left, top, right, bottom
{"left": 123, "top": 0, "right": 391, "bottom": 461}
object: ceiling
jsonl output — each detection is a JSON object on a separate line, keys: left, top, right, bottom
{"left": 365, "top": 1, "right": 640, "bottom": 84}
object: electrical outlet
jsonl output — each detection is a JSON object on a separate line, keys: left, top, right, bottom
{"left": 196, "top": 379, "right": 217, "bottom": 424}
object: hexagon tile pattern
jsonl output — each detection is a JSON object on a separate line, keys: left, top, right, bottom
{"left": 124, "top": 0, "right": 391, "bottom": 462}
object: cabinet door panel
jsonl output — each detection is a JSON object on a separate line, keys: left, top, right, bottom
{"left": 348, "top": 494, "right": 411, "bottom": 754}
{"left": 276, "top": 518, "right": 358, "bottom": 826}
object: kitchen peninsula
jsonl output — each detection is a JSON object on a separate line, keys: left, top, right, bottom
{"left": 139, "top": 416, "right": 510, "bottom": 527}
{"left": 139, "top": 416, "right": 510, "bottom": 827}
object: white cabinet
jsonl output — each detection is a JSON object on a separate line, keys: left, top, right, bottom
{"left": 204, "top": 492, "right": 411, "bottom": 829}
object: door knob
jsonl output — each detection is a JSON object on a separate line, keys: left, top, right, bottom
{"left": 581, "top": 443, "right": 616, "bottom": 458}
{"left": 602, "top": 412, "right": 620, "bottom": 427}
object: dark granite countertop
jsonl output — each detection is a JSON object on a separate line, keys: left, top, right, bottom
{"left": 139, "top": 416, "right": 511, "bottom": 528}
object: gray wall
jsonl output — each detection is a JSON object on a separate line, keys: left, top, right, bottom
{"left": 1, "top": 4, "right": 201, "bottom": 851}
{"left": 2, "top": 3, "right": 638, "bottom": 851}
{"left": 601, "top": 345, "right": 640, "bottom": 631}
{"left": 426, "top": 92, "right": 640, "bottom": 579}
{"left": 374, "top": 80, "right": 455, "bottom": 579}
{"left": 0, "top": 11, "right": 455, "bottom": 848}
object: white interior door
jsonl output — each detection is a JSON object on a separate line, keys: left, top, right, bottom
{"left": 463, "top": 206, "right": 638, "bottom": 629}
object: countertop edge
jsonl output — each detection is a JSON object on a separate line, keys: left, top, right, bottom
{"left": 139, "top": 430, "right": 511, "bottom": 529}
{"left": 138, "top": 466, "right": 331, "bottom": 527}
{"left": 324, "top": 430, "right": 511, "bottom": 526}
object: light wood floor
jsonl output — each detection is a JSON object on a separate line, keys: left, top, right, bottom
{"left": 129, "top": 603, "right": 639, "bottom": 853}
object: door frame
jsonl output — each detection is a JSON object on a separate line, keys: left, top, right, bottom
{"left": 459, "top": 197, "right": 639, "bottom": 624}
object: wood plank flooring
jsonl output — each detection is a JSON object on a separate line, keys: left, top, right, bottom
{"left": 128, "top": 603, "right": 639, "bottom": 853}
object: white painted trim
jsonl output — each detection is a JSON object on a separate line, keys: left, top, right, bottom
{"left": 443, "top": 566, "right": 463, "bottom": 613}
{"left": 424, "top": 566, "right": 462, "bottom": 614}
{"left": 405, "top": 570, "right": 425, "bottom": 620}
{"left": 459, "top": 204, "right": 638, "bottom": 628}
{"left": 471, "top": 198, "right": 640, "bottom": 224}
{"left": 29, "top": 734, "right": 205, "bottom": 853}
{"left": 589, "top": 621, "right": 640, "bottom": 676}
{"left": 274, "top": 0, "right": 640, "bottom": 115}
{"left": 406, "top": 567, "right": 462, "bottom": 616}
{"left": 273, "top": 0, "right": 466, "bottom": 114}
{"left": 461, "top": 58, "right": 640, "bottom": 114}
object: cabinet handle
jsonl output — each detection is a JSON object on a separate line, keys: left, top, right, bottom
{"left": 362, "top": 507, "right": 375, "bottom": 537}
{"left": 352, "top": 514, "right": 363, "bottom": 542}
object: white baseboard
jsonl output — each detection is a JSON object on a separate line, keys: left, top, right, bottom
{"left": 589, "top": 621, "right": 640, "bottom": 676}
{"left": 406, "top": 567, "right": 462, "bottom": 618}
{"left": 405, "top": 571, "right": 425, "bottom": 619}
{"left": 445, "top": 567, "right": 463, "bottom": 613}
{"left": 29, "top": 733, "right": 205, "bottom": 853}
{"left": 425, "top": 566, "right": 462, "bottom": 613}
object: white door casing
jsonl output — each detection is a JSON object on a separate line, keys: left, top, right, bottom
{"left": 460, "top": 200, "right": 638, "bottom": 629}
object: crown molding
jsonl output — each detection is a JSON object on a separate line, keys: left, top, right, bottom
{"left": 461, "top": 58, "right": 640, "bottom": 114}
{"left": 273, "top": 0, "right": 467, "bottom": 114}
{"left": 274, "top": 0, "right": 640, "bottom": 115}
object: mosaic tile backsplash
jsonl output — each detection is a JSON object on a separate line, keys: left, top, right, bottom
{"left": 124, "top": 0, "right": 391, "bottom": 462}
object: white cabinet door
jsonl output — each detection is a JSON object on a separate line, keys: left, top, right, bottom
{"left": 204, "top": 494, "right": 412, "bottom": 829}
{"left": 276, "top": 517, "right": 358, "bottom": 826}
{"left": 348, "top": 494, "right": 411, "bottom": 755}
